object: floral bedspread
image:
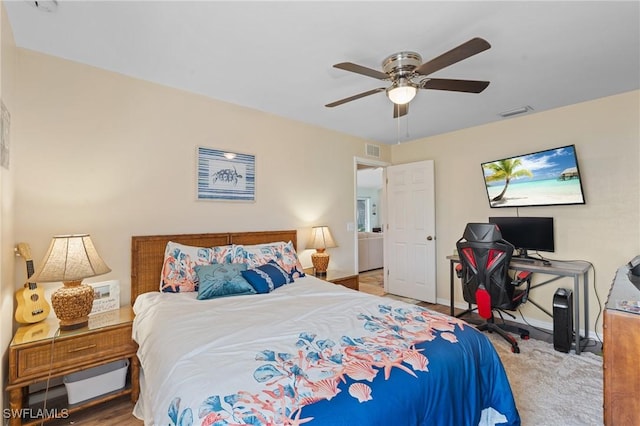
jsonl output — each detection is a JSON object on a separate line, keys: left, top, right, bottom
{"left": 132, "top": 276, "right": 520, "bottom": 426}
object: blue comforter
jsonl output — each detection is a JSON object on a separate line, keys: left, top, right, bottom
{"left": 133, "top": 276, "right": 520, "bottom": 426}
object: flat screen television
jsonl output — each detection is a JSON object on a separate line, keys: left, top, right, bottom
{"left": 489, "top": 216, "right": 554, "bottom": 258}
{"left": 481, "top": 144, "right": 586, "bottom": 208}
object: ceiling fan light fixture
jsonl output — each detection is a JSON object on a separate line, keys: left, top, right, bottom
{"left": 327, "top": 38, "right": 492, "bottom": 118}
{"left": 387, "top": 80, "right": 417, "bottom": 105}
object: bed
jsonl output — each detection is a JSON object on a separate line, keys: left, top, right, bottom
{"left": 130, "top": 230, "right": 520, "bottom": 426}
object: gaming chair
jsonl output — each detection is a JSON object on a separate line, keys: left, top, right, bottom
{"left": 455, "top": 223, "right": 533, "bottom": 353}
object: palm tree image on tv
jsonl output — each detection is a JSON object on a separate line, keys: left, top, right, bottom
{"left": 481, "top": 145, "right": 586, "bottom": 208}
{"left": 483, "top": 159, "right": 533, "bottom": 202}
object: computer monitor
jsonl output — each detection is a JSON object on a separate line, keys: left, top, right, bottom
{"left": 488, "top": 217, "right": 555, "bottom": 258}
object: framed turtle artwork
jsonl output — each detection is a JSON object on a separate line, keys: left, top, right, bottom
{"left": 197, "top": 147, "right": 256, "bottom": 201}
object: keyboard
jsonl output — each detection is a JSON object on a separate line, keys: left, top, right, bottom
{"left": 514, "top": 257, "right": 552, "bottom": 266}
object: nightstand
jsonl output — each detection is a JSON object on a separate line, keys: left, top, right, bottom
{"left": 304, "top": 268, "right": 359, "bottom": 291}
{"left": 5, "top": 307, "right": 139, "bottom": 426}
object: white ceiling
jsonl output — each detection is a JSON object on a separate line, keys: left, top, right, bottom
{"left": 5, "top": 1, "right": 640, "bottom": 145}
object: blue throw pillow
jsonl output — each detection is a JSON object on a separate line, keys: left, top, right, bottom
{"left": 241, "top": 260, "right": 293, "bottom": 294}
{"left": 195, "top": 263, "right": 256, "bottom": 300}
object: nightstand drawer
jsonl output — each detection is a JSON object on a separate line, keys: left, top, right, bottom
{"left": 16, "top": 325, "right": 134, "bottom": 379}
{"left": 332, "top": 276, "right": 359, "bottom": 290}
{"left": 303, "top": 268, "right": 359, "bottom": 291}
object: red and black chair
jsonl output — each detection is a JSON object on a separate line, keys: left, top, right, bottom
{"left": 455, "top": 223, "right": 533, "bottom": 353}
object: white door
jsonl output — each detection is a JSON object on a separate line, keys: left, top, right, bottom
{"left": 385, "top": 160, "right": 436, "bottom": 302}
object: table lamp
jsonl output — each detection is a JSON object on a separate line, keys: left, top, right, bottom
{"left": 308, "top": 226, "right": 337, "bottom": 276}
{"left": 30, "top": 234, "right": 111, "bottom": 330}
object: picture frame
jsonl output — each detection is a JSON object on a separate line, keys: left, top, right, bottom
{"left": 197, "top": 147, "right": 256, "bottom": 201}
{"left": 89, "top": 280, "right": 120, "bottom": 315}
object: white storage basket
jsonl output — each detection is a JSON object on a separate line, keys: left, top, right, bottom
{"left": 63, "top": 359, "right": 128, "bottom": 404}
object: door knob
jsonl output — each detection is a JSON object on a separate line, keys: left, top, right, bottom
{"left": 426, "top": 236, "right": 434, "bottom": 241}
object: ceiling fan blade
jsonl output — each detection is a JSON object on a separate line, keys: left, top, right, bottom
{"left": 421, "top": 78, "right": 490, "bottom": 93}
{"left": 415, "top": 37, "right": 491, "bottom": 77}
{"left": 393, "top": 103, "right": 408, "bottom": 118}
{"left": 333, "top": 62, "right": 389, "bottom": 80}
{"left": 325, "top": 88, "right": 386, "bottom": 108}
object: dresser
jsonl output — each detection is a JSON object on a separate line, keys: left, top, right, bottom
{"left": 5, "top": 307, "right": 139, "bottom": 426}
{"left": 603, "top": 266, "right": 640, "bottom": 425}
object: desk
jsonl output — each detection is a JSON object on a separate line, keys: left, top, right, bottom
{"left": 447, "top": 255, "right": 592, "bottom": 355}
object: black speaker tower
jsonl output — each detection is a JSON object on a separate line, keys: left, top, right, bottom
{"left": 553, "top": 288, "right": 573, "bottom": 353}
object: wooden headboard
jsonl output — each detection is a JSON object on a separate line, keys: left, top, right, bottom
{"left": 131, "top": 230, "right": 297, "bottom": 304}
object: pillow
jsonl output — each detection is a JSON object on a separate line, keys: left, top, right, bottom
{"left": 195, "top": 263, "right": 256, "bottom": 300}
{"left": 279, "top": 241, "right": 306, "bottom": 279}
{"left": 160, "top": 242, "right": 234, "bottom": 293}
{"left": 160, "top": 242, "right": 214, "bottom": 293}
{"left": 233, "top": 242, "right": 286, "bottom": 268}
{"left": 211, "top": 244, "right": 235, "bottom": 264}
{"left": 241, "top": 260, "right": 293, "bottom": 294}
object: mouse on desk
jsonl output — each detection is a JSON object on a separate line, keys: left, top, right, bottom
{"left": 542, "top": 260, "right": 552, "bottom": 266}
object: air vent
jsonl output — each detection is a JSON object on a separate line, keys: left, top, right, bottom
{"left": 365, "top": 144, "right": 381, "bottom": 158}
{"left": 499, "top": 105, "right": 533, "bottom": 118}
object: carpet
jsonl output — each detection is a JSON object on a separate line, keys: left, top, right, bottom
{"left": 485, "top": 332, "right": 603, "bottom": 425}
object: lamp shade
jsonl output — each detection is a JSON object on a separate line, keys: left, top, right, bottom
{"left": 31, "top": 234, "right": 111, "bottom": 330}
{"left": 308, "top": 226, "right": 337, "bottom": 250}
{"left": 30, "top": 234, "right": 111, "bottom": 283}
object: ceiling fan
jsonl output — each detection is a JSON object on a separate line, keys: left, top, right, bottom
{"left": 326, "top": 37, "right": 491, "bottom": 118}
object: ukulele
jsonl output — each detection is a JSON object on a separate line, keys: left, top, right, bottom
{"left": 15, "top": 242, "right": 51, "bottom": 324}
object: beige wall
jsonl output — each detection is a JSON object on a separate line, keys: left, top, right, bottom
{"left": 1, "top": 0, "right": 16, "bottom": 413}
{"left": 11, "top": 48, "right": 390, "bottom": 309}
{"left": 392, "top": 90, "right": 640, "bottom": 335}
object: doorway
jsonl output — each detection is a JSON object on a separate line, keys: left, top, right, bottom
{"left": 355, "top": 157, "right": 436, "bottom": 302}
{"left": 355, "top": 158, "right": 387, "bottom": 285}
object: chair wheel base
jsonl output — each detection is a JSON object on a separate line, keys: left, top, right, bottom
{"left": 476, "top": 320, "right": 527, "bottom": 354}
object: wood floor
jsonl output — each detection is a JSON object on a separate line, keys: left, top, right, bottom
{"left": 45, "top": 395, "right": 142, "bottom": 425}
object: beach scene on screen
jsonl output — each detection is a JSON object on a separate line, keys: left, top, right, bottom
{"left": 482, "top": 145, "right": 585, "bottom": 208}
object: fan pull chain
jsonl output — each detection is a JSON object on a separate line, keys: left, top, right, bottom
{"left": 405, "top": 112, "right": 410, "bottom": 139}
{"left": 396, "top": 105, "right": 401, "bottom": 144}
{"left": 395, "top": 104, "right": 410, "bottom": 144}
